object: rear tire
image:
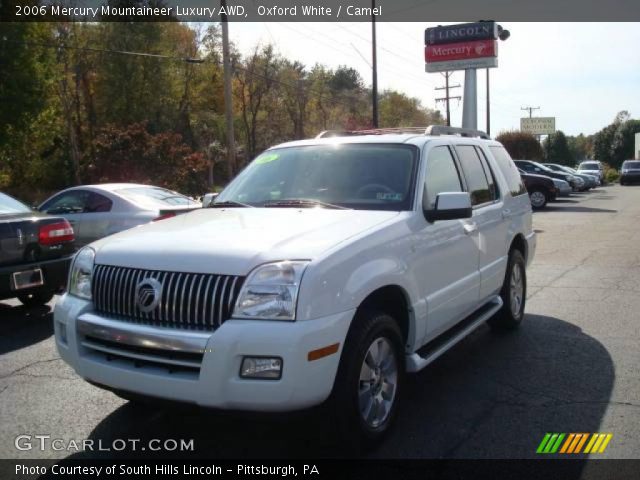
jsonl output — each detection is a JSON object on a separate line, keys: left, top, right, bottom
{"left": 17, "top": 290, "right": 54, "bottom": 307}
{"left": 488, "top": 249, "right": 526, "bottom": 331}
{"left": 330, "top": 310, "right": 404, "bottom": 451}
{"left": 529, "top": 189, "right": 547, "bottom": 209}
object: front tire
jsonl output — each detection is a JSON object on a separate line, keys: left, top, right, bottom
{"left": 17, "top": 290, "right": 54, "bottom": 307}
{"left": 330, "top": 311, "right": 404, "bottom": 451}
{"left": 488, "top": 249, "right": 526, "bottom": 331}
{"left": 529, "top": 189, "right": 547, "bottom": 209}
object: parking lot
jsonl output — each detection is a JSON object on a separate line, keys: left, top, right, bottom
{"left": 1, "top": 185, "right": 638, "bottom": 460}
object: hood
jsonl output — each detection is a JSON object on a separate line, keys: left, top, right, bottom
{"left": 91, "top": 207, "right": 401, "bottom": 275}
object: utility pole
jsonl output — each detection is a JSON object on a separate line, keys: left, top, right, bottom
{"left": 521, "top": 106, "right": 540, "bottom": 118}
{"left": 221, "top": 0, "right": 236, "bottom": 181}
{"left": 371, "top": 0, "right": 378, "bottom": 128}
{"left": 435, "top": 72, "right": 461, "bottom": 127}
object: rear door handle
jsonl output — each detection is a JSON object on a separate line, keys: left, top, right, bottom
{"left": 463, "top": 222, "right": 477, "bottom": 235}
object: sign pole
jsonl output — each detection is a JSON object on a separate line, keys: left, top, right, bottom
{"left": 462, "top": 68, "right": 477, "bottom": 129}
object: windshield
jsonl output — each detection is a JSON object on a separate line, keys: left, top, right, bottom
{"left": 532, "top": 162, "right": 555, "bottom": 173}
{"left": 215, "top": 144, "right": 419, "bottom": 211}
{"left": 623, "top": 161, "right": 640, "bottom": 169}
{"left": 0, "top": 192, "right": 32, "bottom": 215}
{"left": 116, "top": 187, "right": 198, "bottom": 209}
{"left": 579, "top": 162, "right": 600, "bottom": 170}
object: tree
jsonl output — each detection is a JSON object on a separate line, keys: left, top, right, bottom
{"left": 592, "top": 111, "right": 640, "bottom": 168}
{"left": 495, "top": 131, "right": 543, "bottom": 160}
{"left": 543, "top": 131, "right": 573, "bottom": 165}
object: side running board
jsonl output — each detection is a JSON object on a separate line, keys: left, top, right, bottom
{"left": 406, "top": 296, "right": 503, "bottom": 373}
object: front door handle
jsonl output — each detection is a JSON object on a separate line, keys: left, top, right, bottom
{"left": 502, "top": 209, "right": 512, "bottom": 219}
{"left": 463, "top": 222, "right": 477, "bottom": 235}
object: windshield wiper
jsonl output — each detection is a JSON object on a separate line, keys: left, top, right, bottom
{"left": 263, "top": 199, "right": 350, "bottom": 210}
{"left": 209, "top": 200, "right": 254, "bottom": 208}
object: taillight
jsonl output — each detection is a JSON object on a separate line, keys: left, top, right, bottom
{"left": 39, "top": 221, "right": 75, "bottom": 245}
{"left": 153, "top": 212, "right": 176, "bottom": 222}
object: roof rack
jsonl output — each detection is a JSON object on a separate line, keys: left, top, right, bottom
{"left": 315, "top": 125, "right": 490, "bottom": 139}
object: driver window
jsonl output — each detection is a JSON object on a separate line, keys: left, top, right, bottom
{"left": 41, "top": 191, "right": 89, "bottom": 215}
{"left": 424, "top": 146, "right": 463, "bottom": 210}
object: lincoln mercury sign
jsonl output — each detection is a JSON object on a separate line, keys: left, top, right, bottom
{"left": 424, "top": 22, "right": 499, "bottom": 72}
{"left": 521, "top": 117, "right": 556, "bottom": 135}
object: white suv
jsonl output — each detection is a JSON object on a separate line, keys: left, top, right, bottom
{"left": 55, "top": 126, "right": 535, "bottom": 448}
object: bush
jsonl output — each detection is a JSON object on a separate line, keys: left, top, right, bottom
{"left": 605, "top": 168, "right": 620, "bottom": 184}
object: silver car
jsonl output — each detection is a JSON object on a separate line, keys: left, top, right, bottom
{"left": 577, "top": 161, "right": 604, "bottom": 184}
{"left": 38, "top": 184, "right": 200, "bottom": 247}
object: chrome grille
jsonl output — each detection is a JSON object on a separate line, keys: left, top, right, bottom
{"left": 92, "top": 265, "right": 244, "bottom": 331}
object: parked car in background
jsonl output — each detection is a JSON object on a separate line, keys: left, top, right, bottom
{"left": 620, "top": 160, "right": 640, "bottom": 185}
{"left": 518, "top": 169, "right": 557, "bottom": 209}
{"left": 577, "top": 161, "right": 604, "bottom": 184}
{"left": 551, "top": 178, "right": 572, "bottom": 197}
{"left": 514, "top": 160, "right": 582, "bottom": 191}
{"left": 560, "top": 166, "right": 599, "bottom": 188}
{"left": 0, "top": 192, "right": 76, "bottom": 307}
{"left": 543, "top": 163, "right": 596, "bottom": 190}
{"left": 38, "top": 184, "right": 201, "bottom": 247}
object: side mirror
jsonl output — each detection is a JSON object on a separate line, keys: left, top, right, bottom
{"left": 202, "top": 192, "right": 219, "bottom": 207}
{"left": 424, "top": 192, "right": 472, "bottom": 222}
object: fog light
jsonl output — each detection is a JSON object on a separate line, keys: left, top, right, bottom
{"left": 240, "top": 357, "right": 282, "bottom": 380}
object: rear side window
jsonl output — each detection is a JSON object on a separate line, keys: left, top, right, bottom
{"left": 475, "top": 147, "right": 499, "bottom": 200}
{"left": 424, "top": 146, "right": 463, "bottom": 209}
{"left": 455, "top": 146, "right": 494, "bottom": 206}
{"left": 489, "top": 146, "right": 527, "bottom": 197}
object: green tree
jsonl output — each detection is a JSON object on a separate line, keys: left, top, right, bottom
{"left": 543, "top": 131, "right": 573, "bottom": 165}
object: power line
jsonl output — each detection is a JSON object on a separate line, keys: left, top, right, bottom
{"left": 434, "top": 72, "right": 461, "bottom": 127}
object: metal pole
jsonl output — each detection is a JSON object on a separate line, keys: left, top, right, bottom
{"left": 371, "top": 0, "right": 378, "bottom": 128}
{"left": 221, "top": 0, "right": 236, "bottom": 180}
{"left": 462, "top": 68, "right": 477, "bottom": 129}
{"left": 486, "top": 69, "right": 490, "bottom": 136}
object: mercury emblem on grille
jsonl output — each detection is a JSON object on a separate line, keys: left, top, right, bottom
{"left": 134, "top": 277, "right": 163, "bottom": 313}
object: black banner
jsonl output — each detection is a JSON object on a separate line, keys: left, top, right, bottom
{"left": 2, "top": 459, "right": 640, "bottom": 480}
{"left": 1, "top": 0, "right": 640, "bottom": 22}
{"left": 425, "top": 22, "right": 497, "bottom": 46}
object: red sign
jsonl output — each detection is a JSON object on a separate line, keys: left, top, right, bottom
{"left": 425, "top": 39, "right": 498, "bottom": 63}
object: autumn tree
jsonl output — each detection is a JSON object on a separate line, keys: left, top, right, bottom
{"left": 495, "top": 131, "right": 544, "bottom": 161}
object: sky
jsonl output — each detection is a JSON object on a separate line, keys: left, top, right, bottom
{"left": 225, "top": 22, "right": 640, "bottom": 137}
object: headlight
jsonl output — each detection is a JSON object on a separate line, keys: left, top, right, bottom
{"left": 69, "top": 247, "right": 95, "bottom": 300}
{"left": 233, "top": 261, "right": 309, "bottom": 320}
{"left": 622, "top": 169, "right": 629, "bottom": 174}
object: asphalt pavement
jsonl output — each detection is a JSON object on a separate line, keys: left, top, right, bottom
{"left": 1, "top": 185, "right": 639, "bottom": 460}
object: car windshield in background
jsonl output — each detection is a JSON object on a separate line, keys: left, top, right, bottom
{"left": 0, "top": 192, "right": 31, "bottom": 215}
{"left": 215, "top": 144, "right": 418, "bottom": 211}
{"left": 623, "top": 161, "right": 640, "bottom": 169}
{"left": 579, "top": 162, "right": 600, "bottom": 170}
{"left": 116, "top": 187, "right": 198, "bottom": 209}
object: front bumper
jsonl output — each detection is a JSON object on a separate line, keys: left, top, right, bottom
{"left": 621, "top": 173, "right": 640, "bottom": 184}
{"left": 0, "top": 254, "right": 73, "bottom": 300}
{"left": 54, "top": 294, "right": 353, "bottom": 412}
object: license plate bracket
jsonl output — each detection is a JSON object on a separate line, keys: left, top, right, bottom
{"left": 12, "top": 268, "right": 44, "bottom": 290}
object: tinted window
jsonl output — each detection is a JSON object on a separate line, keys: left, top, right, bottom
{"left": 84, "top": 192, "right": 113, "bottom": 212}
{"left": 41, "top": 190, "right": 88, "bottom": 214}
{"left": 579, "top": 162, "right": 600, "bottom": 170}
{"left": 424, "top": 146, "right": 463, "bottom": 209}
{"left": 0, "top": 192, "right": 31, "bottom": 215}
{"left": 455, "top": 146, "right": 493, "bottom": 206}
{"left": 475, "top": 147, "right": 499, "bottom": 200}
{"left": 116, "top": 187, "right": 198, "bottom": 209}
{"left": 493, "top": 148, "right": 527, "bottom": 197}
{"left": 623, "top": 161, "right": 640, "bottom": 169}
{"left": 216, "top": 144, "right": 418, "bottom": 211}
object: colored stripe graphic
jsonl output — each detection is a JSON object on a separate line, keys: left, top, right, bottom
{"left": 538, "top": 433, "right": 613, "bottom": 454}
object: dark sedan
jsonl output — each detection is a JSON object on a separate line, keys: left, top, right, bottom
{"left": 514, "top": 160, "right": 580, "bottom": 191}
{"left": 620, "top": 160, "right": 640, "bottom": 185}
{"left": 0, "top": 192, "right": 76, "bottom": 307}
{"left": 518, "top": 169, "right": 557, "bottom": 209}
